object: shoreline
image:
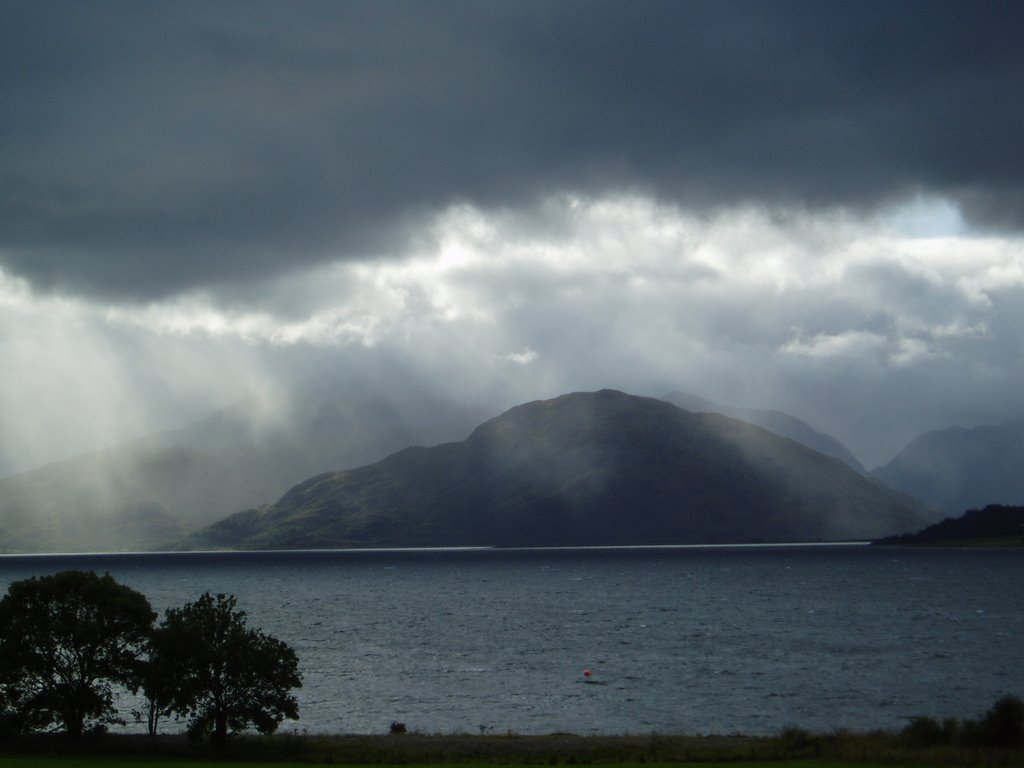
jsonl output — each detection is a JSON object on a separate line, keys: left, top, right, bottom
{"left": 0, "top": 541, "right": 872, "bottom": 561}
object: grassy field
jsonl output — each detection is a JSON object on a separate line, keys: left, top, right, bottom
{"left": 1, "top": 731, "right": 1022, "bottom": 767}
{"left": 0, "top": 760, "right": 928, "bottom": 768}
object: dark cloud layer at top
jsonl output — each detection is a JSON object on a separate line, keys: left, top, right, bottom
{"left": 2, "top": 0, "right": 1023, "bottom": 300}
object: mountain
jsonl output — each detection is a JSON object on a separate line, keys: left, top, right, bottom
{"left": 871, "top": 421, "right": 1024, "bottom": 515}
{"left": 182, "top": 390, "right": 931, "bottom": 550}
{"left": 874, "top": 504, "right": 1024, "bottom": 546}
{"left": 0, "top": 445, "right": 266, "bottom": 552}
{"left": 0, "top": 387, "right": 487, "bottom": 553}
{"left": 663, "top": 391, "right": 865, "bottom": 473}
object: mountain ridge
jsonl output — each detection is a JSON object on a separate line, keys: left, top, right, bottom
{"left": 181, "top": 390, "right": 931, "bottom": 550}
{"left": 871, "top": 421, "right": 1024, "bottom": 515}
{"left": 662, "top": 390, "right": 865, "bottom": 473}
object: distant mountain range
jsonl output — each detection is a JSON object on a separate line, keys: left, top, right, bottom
{"left": 7, "top": 381, "right": 1020, "bottom": 554}
{"left": 871, "top": 421, "right": 1024, "bottom": 515}
{"left": 181, "top": 390, "right": 930, "bottom": 550}
{"left": 0, "top": 387, "right": 486, "bottom": 553}
{"left": 662, "top": 391, "right": 866, "bottom": 473}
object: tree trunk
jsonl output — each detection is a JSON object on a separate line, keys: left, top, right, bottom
{"left": 213, "top": 709, "right": 228, "bottom": 746}
{"left": 65, "top": 710, "right": 84, "bottom": 739}
{"left": 147, "top": 699, "right": 159, "bottom": 736}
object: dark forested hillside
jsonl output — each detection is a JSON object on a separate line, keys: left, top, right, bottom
{"left": 874, "top": 504, "right": 1024, "bottom": 546}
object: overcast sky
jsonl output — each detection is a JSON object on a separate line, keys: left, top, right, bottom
{"left": 2, "top": 0, "right": 1023, "bottom": 474}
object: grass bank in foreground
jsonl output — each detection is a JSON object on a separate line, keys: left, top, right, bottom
{"left": 1, "top": 731, "right": 1022, "bottom": 767}
{"left": 0, "top": 760, "right": 938, "bottom": 768}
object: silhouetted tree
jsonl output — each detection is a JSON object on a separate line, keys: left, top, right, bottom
{"left": 0, "top": 666, "right": 27, "bottom": 737}
{"left": 151, "top": 592, "right": 300, "bottom": 745}
{"left": 0, "top": 571, "right": 155, "bottom": 737}
{"left": 973, "top": 694, "right": 1024, "bottom": 747}
{"left": 135, "top": 632, "right": 179, "bottom": 736}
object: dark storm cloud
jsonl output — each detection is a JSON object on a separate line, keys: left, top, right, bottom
{"left": 2, "top": 0, "right": 1023, "bottom": 299}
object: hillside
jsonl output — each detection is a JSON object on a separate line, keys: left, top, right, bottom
{"left": 874, "top": 504, "right": 1024, "bottom": 546}
{"left": 183, "top": 390, "right": 932, "bottom": 550}
{"left": 0, "top": 387, "right": 486, "bottom": 553}
{"left": 0, "top": 446, "right": 261, "bottom": 552}
{"left": 663, "top": 391, "right": 865, "bottom": 473}
{"left": 871, "top": 421, "right": 1024, "bottom": 515}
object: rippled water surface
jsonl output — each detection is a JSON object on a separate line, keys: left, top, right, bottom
{"left": 1, "top": 545, "right": 1021, "bottom": 736}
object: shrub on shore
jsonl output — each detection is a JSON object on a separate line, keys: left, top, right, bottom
{"left": 901, "top": 694, "right": 1024, "bottom": 749}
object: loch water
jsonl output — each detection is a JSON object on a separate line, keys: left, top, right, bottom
{"left": 0, "top": 545, "right": 1021, "bottom": 737}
